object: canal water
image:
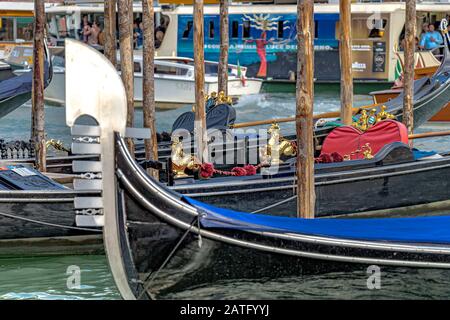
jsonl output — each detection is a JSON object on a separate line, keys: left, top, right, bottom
{"left": 0, "top": 90, "right": 449, "bottom": 300}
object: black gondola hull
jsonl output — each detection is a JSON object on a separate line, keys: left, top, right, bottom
{"left": 113, "top": 135, "right": 450, "bottom": 299}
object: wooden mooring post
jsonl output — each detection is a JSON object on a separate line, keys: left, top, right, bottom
{"left": 218, "top": 0, "right": 229, "bottom": 95}
{"left": 296, "top": 0, "right": 315, "bottom": 218}
{"left": 403, "top": 0, "right": 416, "bottom": 139}
{"left": 32, "top": 0, "right": 46, "bottom": 172}
{"left": 142, "top": 0, "right": 159, "bottom": 179}
{"left": 118, "top": 0, "right": 135, "bottom": 154}
{"left": 104, "top": 0, "right": 117, "bottom": 67}
{"left": 194, "top": 0, "right": 207, "bottom": 162}
{"left": 339, "top": 0, "right": 353, "bottom": 125}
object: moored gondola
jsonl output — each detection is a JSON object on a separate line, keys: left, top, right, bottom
{"left": 60, "top": 40, "right": 450, "bottom": 300}
{"left": 0, "top": 42, "right": 53, "bottom": 119}
{"left": 9, "top": 38, "right": 450, "bottom": 174}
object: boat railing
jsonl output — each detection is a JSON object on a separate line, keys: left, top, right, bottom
{"left": 0, "top": 140, "right": 34, "bottom": 160}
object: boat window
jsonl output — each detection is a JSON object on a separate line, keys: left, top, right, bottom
{"left": 182, "top": 21, "right": 193, "bottom": 39}
{"left": 231, "top": 21, "right": 239, "bottom": 38}
{"left": 0, "top": 17, "right": 32, "bottom": 42}
{"left": 15, "top": 17, "right": 34, "bottom": 41}
{"left": 134, "top": 62, "right": 141, "bottom": 73}
{"left": 209, "top": 21, "right": 215, "bottom": 39}
{"left": 243, "top": 21, "right": 250, "bottom": 38}
{"left": 115, "top": 62, "right": 142, "bottom": 73}
{"left": 277, "top": 21, "right": 284, "bottom": 38}
{"left": 154, "top": 64, "right": 189, "bottom": 76}
{"left": 0, "top": 17, "right": 14, "bottom": 41}
{"left": 352, "top": 18, "right": 387, "bottom": 39}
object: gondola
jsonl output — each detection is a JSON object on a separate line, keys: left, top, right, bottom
{"left": 10, "top": 39, "right": 450, "bottom": 174}
{"left": 1, "top": 39, "right": 449, "bottom": 252}
{"left": 60, "top": 40, "right": 450, "bottom": 299}
{"left": 0, "top": 42, "right": 53, "bottom": 119}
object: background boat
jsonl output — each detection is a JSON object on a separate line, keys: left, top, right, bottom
{"left": 9, "top": 47, "right": 262, "bottom": 109}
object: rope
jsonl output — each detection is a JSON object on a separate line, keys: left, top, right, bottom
{"left": 138, "top": 215, "right": 202, "bottom": 300}
{"left": 0, "top": 210, "right": 102, "bottom": 233}
{"left": 251, "top": 195, "right": 297, "bottom": 214}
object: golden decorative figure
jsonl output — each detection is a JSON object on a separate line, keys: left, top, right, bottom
{"left": 226, "top": 96, "right": 233, "bottom": 105}
{"left": 260, "top": 123, "right": 281, "bottom": 165}
{"left": 279, "top": 140, "right": 296, "bottom": 157}
{"left": 217, "top": 91, "right": 226, "bottom": 104}
{"left": 361, "top": 143, "right": 374, "bottom": 160}
{"left": 376, "top": 105, "right": 395, "bottom": 121}
{"left": 260, "top": 123, "right": 296, "bottom": 165}
{"left": 357, "top": 110, "right": 369, "bottom": 131}
{"left": 171, "top": 138, "right": 199, "bottom": 178}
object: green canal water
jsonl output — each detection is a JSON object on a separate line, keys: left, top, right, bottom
{"left": 0, "top": 90, "right": 449, "bottom": 300}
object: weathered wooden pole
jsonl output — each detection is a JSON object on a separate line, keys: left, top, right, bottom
{"left": 403, "top": 0, "right": 416, "bottom": 138}
{"left": 104, "top": 0, "right": 117, "bottom": 67}
{"left": 194, "top": 0, "right": 207, "bottom": 162}
{"left": 118, "top": 0, "right": 135, "bottom": 154}
{"left": 32, "top": 0, "right": 46, "bottom": 172}
{"left": 218, "top": 0, "right": 229, "bottom": 95}
{"left": 339, "top": 0, "right": 353, "bottom": 125}
{"left": 142, "top": 0, "right": 158, "bottom": 179}
{"left": 296, "top": 0, "right": 315, "bottom": 218}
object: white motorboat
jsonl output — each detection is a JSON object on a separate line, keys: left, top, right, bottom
{"left": 11, "top": 46, "right": 262, "bottom": 110}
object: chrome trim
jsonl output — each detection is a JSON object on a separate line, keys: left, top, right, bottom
{"left": 117, "top": 137, "right": 450, "bottom": 266}
{"left": 117, "top": 168, "right": 450, "bottom": 269}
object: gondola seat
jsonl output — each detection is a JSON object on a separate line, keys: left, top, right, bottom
{"left": 321, "top": 120, "right": 409, "bottom": 160}
{"left": 171, "top": 103, "right": 236, "bottom": 135}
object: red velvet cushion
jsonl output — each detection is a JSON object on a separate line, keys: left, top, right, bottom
{"left": 321, "top": 120, "right": 409, "bottom": 159}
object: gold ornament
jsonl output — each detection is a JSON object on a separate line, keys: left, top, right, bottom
{"left": 361, "top": 143, "right": 374, "bottom": 160}
{"left": 171, "top": 138, "right": 199, "bottom": 178}
{"left": 376, "top": 105, "right": 395, "bottom": 122}
{"left": 260, "top": 123, "right": 296, "bottom": 165}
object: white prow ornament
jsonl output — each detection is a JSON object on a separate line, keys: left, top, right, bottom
{"left": 65, "top": 39, "right": 135, "bottom": 300}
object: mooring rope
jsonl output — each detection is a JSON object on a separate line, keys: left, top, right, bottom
{"left": 0, "top": 211, "right": 102, "bottom": 233}
{"left": 138, "top": 215, "right": 202, "bottom": 300}
{"left": 251, "top": 195, "right": 297, "bottom": 214}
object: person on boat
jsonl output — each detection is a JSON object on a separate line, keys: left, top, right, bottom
{"left": 136, "top": 22, "right": 144, "bottom": 49}
{"left": 80, "top": 15, "right": 91, "bottom": 43}
{"left": 419, "top": 24, "right": 444, "bottom": 51}
{"left": 155, "top": 17, "right": 169, "bottom": 49}
{"left": 88, "top": 21, "right": 101, "bottom": 46}
{"left": 419, "top": 23, "right": 429, "bottom": 49}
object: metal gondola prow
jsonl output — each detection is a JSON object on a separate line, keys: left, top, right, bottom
{"left": 64, "top": 39, "right": 135, "bottom": 300}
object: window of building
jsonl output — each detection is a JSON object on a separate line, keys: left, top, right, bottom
{"left": 182, "top": 21, "right": 193, "bottom": 39}
{"left": 231, "top": 20, "right": 239, "bottom": 38}
{"left": 209, "top": 20, "right": 215, "bottom": 39}
{"left": 243, "top": 20, "right": 250, "bottom": 38}
{"left": 277, "top": 20, "right": 284, "bottom": 38}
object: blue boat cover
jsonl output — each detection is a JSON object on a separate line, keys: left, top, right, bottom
{"left": 0, "top": 62, "right": 49, "bottom": 101}
{"left": 412, "top": 149, "right": 437, "bottom": 160}
{"left": 0, "top": 165, "right": 66, "bottom": 190}
{"left": 184, "top": 197, "right": 450, "bottom": 244}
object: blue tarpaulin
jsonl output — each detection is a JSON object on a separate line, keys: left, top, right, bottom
{"left": 184, "top": 197, "right": 450, "bottom": 244}
{"left": 0, "top": 62, "right": 49, "bottom": 101}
